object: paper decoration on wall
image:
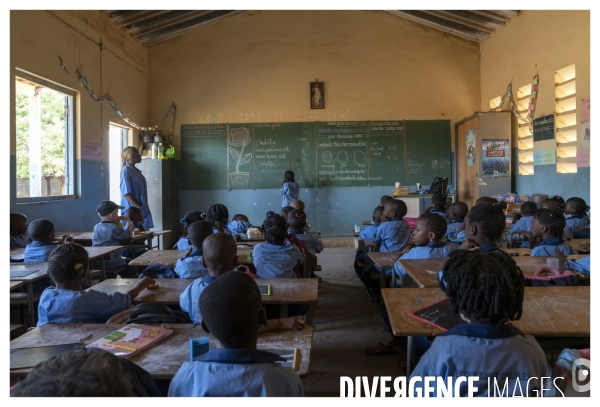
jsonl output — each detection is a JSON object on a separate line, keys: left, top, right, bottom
{"left": 533, "top": 148, "right": 556, "bottom": 165}
{"left": 581, "top": 122, "right": 590, "bottom": 148}
{"left": 482, "top": 139, "right": 509, "bottom": 178}
{"left": 81, "top": 143, "right": 103, "bottom": 161}
{"left": 492, "top": 75, "right": 539, "bottom": 133}
{"left": 466, "top": 129, "right": 476, "bottom": 167}
{"left": 581, "top": 97, "right": 590, "bottom": 123}
{"left": 76, "top": 68, "right": 176, "bottom": 133}
{"left": 577, "top": 149, "right": 590, "bottom": 167}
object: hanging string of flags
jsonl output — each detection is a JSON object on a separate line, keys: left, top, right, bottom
{"left": 493, "top": 74, "right": 539, "bottom": 133}
{"left": 76, "top": 68, "right": 176, "bottom": 132}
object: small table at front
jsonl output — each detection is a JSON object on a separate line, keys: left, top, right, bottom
{"left": 366, "top": 251, "right": 403, "bottom": 288}
{"left": 10, "top": 323, "right": 314, "bottom": 378}
{"left": 382, "top": 286, "right": 590, "bottom": 376}
{"left": 90, "top": 278, "right": 319, "bottom": 318}
{"left": 9, "top": 263, "right": 49, "bottom": 327}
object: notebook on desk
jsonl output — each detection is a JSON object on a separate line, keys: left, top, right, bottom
{"left": 408, "top": 298, "right": 465, "bottom": 331}
{"left": 85, "top": 324, "right": 172, "bottom": 358}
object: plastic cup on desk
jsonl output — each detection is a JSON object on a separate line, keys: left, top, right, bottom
{"left": 190, "top": 338, "right": 209, "bottom": 360}
{"left": 547, "top": 258, "right": 560, "bottom": 271}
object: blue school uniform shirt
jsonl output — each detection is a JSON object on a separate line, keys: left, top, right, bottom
{"left": 359, "top": 223, "right": 379, "bottom": 240}
{"left": 213, "top": 227, "right": 234, "bottom": 237}
{"left": 227, "top": 220, "right": 251, "bottom": 234}
{"left": 531, "top": 237, "right": 578, "bottom": 257}
{"left": 253, "top": 243, "right": 304, "bottom": 279}
{"left": 430, "top": 208, "right": 448, "bottom": 220}
{"left": 11, "top": 232, "right": 32, "bottom": 249}
{"left": 176, "top": 237, "right": 191, "bottom": 250}
{"left": 92, "top": 221, "right": 128, "bottom": 268}
{"left": 24, "top": 241, "right": 58, "bottom": 263}
{"left": 565, "top": 214, "right": 590, "bottom": 231}
{"left": 565, "top": 256, "right": 590, "bottom": 275}
{"left": 120, "top": 163, "right": 154, "bottom": 229}
{"left": 280, "top": 180, "right": 299, "bottom": 207}
{"left": 168, "top": 348, "right": 305, "bottom": 397}
{"left": 174, "top": 250, "right": 209, "bottom": 279}
{"left": 179, "top": 275, "right": 217, "bottom": 324}
{"left": 410, "top": 323, "right": 549, "bottom": 397}
{"left": 373, "top": 218, "right": 411, "bottom": 252}
{"left": 444, "top": 219, "right": 463, "bottom": 240}
{"left": 510, "top": 215, "right": 534, "bottom": 233}
{"left": 392, "top": 241, "right": 456, "bottom": 278}
{"left": 292, "top": 231, "right": 323, "bottom": 256}
{"left": 37, "top": 287, "right": 131, "bottom": 326}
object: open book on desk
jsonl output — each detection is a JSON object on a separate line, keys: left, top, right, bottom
{"left": 86, "top": 324, "right": 172, "bottom": 357}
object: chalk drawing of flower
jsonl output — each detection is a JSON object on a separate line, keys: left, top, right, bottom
{"left": 227, "top": 127, "right": 252, "bottom": 188}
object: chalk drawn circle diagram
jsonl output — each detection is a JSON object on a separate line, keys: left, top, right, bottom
{"left": 354, "top": 151, "right": 366, "bottom": 165}
{"left": 337, "top": 151, "right": 348, "bottom": 164}
{"left": 322, "top": 151, "right": 332, "bottom": 163}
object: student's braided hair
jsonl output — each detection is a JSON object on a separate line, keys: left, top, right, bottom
{"left": 262, "top": 214, "right": 287, "bottom": 245}
{"left": 534, "top": 208, "right": 566, "bottom": 238}
{"left": 288, "top": 209, "right": 307, "bottom": 231}
{"left": 418, "top": 213, "right": 447, "bottom": 239}
{"left": 440, "top": 249, "right": 525, "bottom": 327}
{"left": 465, "top": 202, "right": 507, "bottom": 246}
{"left": 207, "top": 204, "right": 229, "bottom": 226}
{"left": 47, "top": 243, "right": 89, "bottom": 284}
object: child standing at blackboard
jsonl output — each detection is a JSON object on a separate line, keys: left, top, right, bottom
{"left": 280, "top": 170, "right": 299, "bottom": 207}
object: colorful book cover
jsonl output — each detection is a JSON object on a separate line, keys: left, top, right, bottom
{"left": 408, "top": 298, "right": 466, "bottom": 332}
{"left": 86, "top": 324, "right": 172, "bottom": 357}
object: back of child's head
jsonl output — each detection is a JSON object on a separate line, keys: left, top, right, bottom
{"left": 207, "top": 204, "right": 229, "bottom": 225}
{"left": 280, "top": 206, "right": 294, "bottom": 219}
{"left": 232, "top": 214, "right": 249, "bottom": 222}
{"left": 202, "top": 232, "right": 237, "bottom": 274}
{"left": 380, "top": 195, "right": 394, "bottom": 206}
{"left": 465, "top": 202, "right": 507, "bottom": 245}
{"left": 200, "top": 271, "right": 263, "bottom": 348}
{"left": 181, "top": 210, "right": 204, "bottom": 228}
{"left": 552, "top": 195, "right": 566, "bottom": 212}
{"left": 566, "top": 197, "right": 586, "bottom": 213}
{"left": 475, "top": 196, "right": 498, "bottom": 205}
{"left": 535, "top": 208, "right": 566, "bottom": 238}
{"left": 521, "top": 201, "right": 538, "bottom": 216}
{"left": 125, "top": 206, "right": 142, "bottom": 220}
{"left": 187, "top": 220, "right": 213, "bottom": 249}
{"left": 449, "top": 202, "right": 468, "bottom": 220}
{"left": 440, "top": 249, "right": 525, "bottom": 327}
{"left": 541, "top": 198, "right": 560, "bottom": 211}
{"left": 27, "top": 218, "right": 54, "bottom": 242}
{"left": 284, "top": 170, "right": 295, "bottom": 181}
{"left": 431, "top": 193, "right": 447, "bottom": 208}
{"left": 418, "top": 213, "right": 447, "bottom": 240}
{"left": 47, "top": 243, "right": 89, "bottom": 284}
{"left": 262, "top": 214, "right": 287, "bottom": 245}
{"left": 10, "top": 213, "right": 27, "bottom": 232}
{"left": 11, "top": 347, "right": 136, "bottom": 397}
{"left": 385, "top": 199, "right": 408, "bottom": 218}
{"left": 290, "top": 199, "right": 305, "bottom": 211}
{"left": 288, "top": 209, "right": 307, "bottom": 231}
{"left": 372, "top": 206, "right": 383, "bottom": 223}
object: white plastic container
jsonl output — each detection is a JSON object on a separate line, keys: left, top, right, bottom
{"left": 151, "top": 143, "right": 157, "bottom": 159}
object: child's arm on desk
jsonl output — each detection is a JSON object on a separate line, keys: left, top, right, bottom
{"left": 259, "top": 316, "right": 306, "bottom": 334}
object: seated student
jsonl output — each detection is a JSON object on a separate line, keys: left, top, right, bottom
{"left": 444, "top": 202, "right": 468, "bottom": 241}
{"left": 373, "top": 199, "right": 411, "bottom": 253}
{"left": 174, "top": 210, "right": 205, "bottom": 250}
{"left": 280, "top": 206, "right": 294, "bottom": 225}
{"left": 170, "top": 272, "right": 305, "bottom": 397}
{"left": 92, "top": 200, "right": 136, "bottom": 277}
{"left": 458, "top": 201, "right": 507, "bottom": 252}
{"left": 564, "top": 196, "right": 590, "bottom": 235}
{"left": 422, "top": 192, "right": 448, "bottom": 219}
{"left": 392, "top": 213, "right": 456, "bottom": 284}
{"left": 180, "top": 233, "right": 305, "bottom": 332}
{"left": 565, "top": 256, "right": 590, "bottom": 275}
{"left": 288, "top": 209, "right": 322, "bottom": 256}
{"left": 290, "top": 200, "right": 311, "bottom": 231}
{"left": 510, "top": 201, "right": 537, "bottom": 234}
{"left": 174, "top": 220, "right": 213, "bottom": 279}
{"left": 379, "top": 195, "right": 395, "bottom": 221}
{"left": 227, "top": 214, "right": 252, "bottom": 235}
{"left": 10, "top": 213, "right": 31, "bottom": 249}
{"left": 123, "top": 206, "right": 149, "bottom": 258}
{"left": 530, "top": 209, "right": 578, "bottom": 257}
{"left": 412, "top": 250, "right": 549, "bottom": 397}
{"left": 475, "top": 196, "right": 499, "bottom": 205}
{"left": 359, "top": 206, "right": 383, "bottom": 240}
{"left": 253, "top": 215, "right": 304, "bottom": 279}
{"left": 24, "top": 219, "right": 59, "bottom": 263}
{"left": 10, "top": 347, "right": 161, "bottom": 397}
{"left": 37, "top": 243, "right": 155, "bottom": 326}
{"left": 207, "top": 203, "right": 234, "bottom": 237}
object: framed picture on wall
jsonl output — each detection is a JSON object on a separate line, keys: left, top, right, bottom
{"left": 310, "top": 81, "right": 324, "bottom": 109}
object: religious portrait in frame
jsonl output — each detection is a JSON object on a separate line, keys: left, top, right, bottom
{"left": 310, "top": 81, "right": 324, "bottom": 109}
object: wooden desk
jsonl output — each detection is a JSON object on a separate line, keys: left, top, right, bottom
{"left": 503, "top": 247, "right": 532, "bottom": 255}
{"left": 149, "top": 230, "right": 172, "bottom": 250}
{"left": 367, "top": 251, "right": 403, "bottom": 288}
{"left": 85, "top": 246, "right": 124, "bottom": 281}
{"left": 10, "top": 263, "right": 49, "bottom": 326}
{"left": 10, "top": 323, "right": 314, "bottom": 377}
{"left": 57, "top": 231, "right": 156, "bottom": 251}
{"left": 10, "top": 247, "right": 25, "bottom": 261}
{"left": 10, "top": 281, "right": 24, "bottom": 291}
{"left": 569, "top": 239, "right": 590, "bottom": 253}
{"left": 382, "top": 286, "right": 590, "bottom": 375}
{"left": 129, "top": 250, "right": 186, "bottom": 267}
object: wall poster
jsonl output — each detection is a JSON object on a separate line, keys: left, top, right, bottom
{"left": 466, "top": 129, "right": 476, "bottom": 167}
{"left": 482, "top": 139, "right": 509, "bottom": 178}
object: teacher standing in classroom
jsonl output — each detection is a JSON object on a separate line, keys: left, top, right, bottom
{"left": 120, "top": 146, "right": 154, "bottom": 229}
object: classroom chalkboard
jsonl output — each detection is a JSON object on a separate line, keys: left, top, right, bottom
{"left": 181, "top": 120, "right": 451, "bottom": 190}
{"left": 533, "top": 114, "right": 555, "bottom": 142}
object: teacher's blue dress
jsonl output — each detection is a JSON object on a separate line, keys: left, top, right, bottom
{"left": 120, "top": 163, "right": 154, "bottom": 228}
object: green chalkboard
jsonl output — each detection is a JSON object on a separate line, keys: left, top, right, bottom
{"left": 533, "top": 114, "right": 555, "bottom": 142}
{"left": 316, "top": 122, "right": 369, "bottom": 187}
{"left": 181, "top": 124, "right": 228, "bottom": 190}
{"left": 368, "top": 121, "right": 406, "bottom": 186}
{"left": 403, "top": 120, "right": 452, "bottom": 186}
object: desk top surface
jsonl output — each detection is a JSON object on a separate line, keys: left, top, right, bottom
{"left": 90, "top": 277, "right": 318, "bottom": 305}
{"left": 382, "top": 286, "right": 590, "bottom": 337}
{"left": 9, "top": 263, "right": 49, "bottom": 282}
{"left": 85, "top": 246, "right": 124, "bottom": 260}
{"left": 130, "top": 247, "right": 258, "bottom": 267}
{"left": 10, "top": 281, "right": 24, "bottom": 290}
{"left": 367, "top": 251, "right": 402, "bottom": 268}
{"left": 10, "top": 323, "right": 314, "bottom": 378}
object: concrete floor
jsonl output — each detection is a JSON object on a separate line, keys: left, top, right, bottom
{"left": 301, "top": 247, "right": 405, "bottom": 397}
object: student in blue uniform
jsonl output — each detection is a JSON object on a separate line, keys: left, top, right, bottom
{"left": 227, "top": 214, "right": 252, "bottom": 234}
{"left": 530, "top": 209, "right": 578, "bottom": 257}
{"left": 373, "top": 199, "right": 411, "bottom": 252}
{"left": 92, "top": 200, "right": 136, "bottom": 277}
{"left": 444, "top": 202, "right": 468, "bottom": 241}
{"left": 413, "top": 250, "right": 549, "bottom": 397}
{"left": 122, "top": 206, "right": 149, "bottom": 258}
{"left": 392, "top": 213, "right": 456, "bottom": 285}
{"left": 510, "top": 201, "right": 537, "bottom": 234}
{"left": 37, "top": 243, "right": 155, "bottom": 326}
{"left": 174, "top": 220, "right": 213, "bottom": 279}
{"left": 120, "top": 146, "right": 153, "bottom": 229}
{"left": 23, "top": 219, "right": 59, "bottom": 263}
{"left": 10, "top": 213, "right": 31, "bottom": 248}
{"left": 253, "top": 214, "right": 304, "bottom": 279}
{"left": 206, "top": 203, "right": 235, "bottom": 237}
{"left": 422, "top": 192, "right": 448, "bottom": 219}
{"left": 565, "top": 256, "right": 590, "bottom": 275}
{"left": 170, "top": 271, "right": 305, "bottom": 397}
{"left": 459, "top": 201, "right": 507, "bottom": 252}
{"left": 287, "top": 210, "right": 323, "bottom": 256}
{"left": 280, "top": 170, "right": 299, "bottom": 207}
{"left": 564, "top": 197, "right": 590, "bottom": 238}
{"left": 359, "top": 206, "right": 383, "bottom": 240}
{"left": 290, "top": 200, "right": 312, "bottom": 231}
{"left": 174, "top": 210, "right": 205, "bottom": 250}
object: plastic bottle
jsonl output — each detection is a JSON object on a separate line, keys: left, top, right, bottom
{"left": 151, "top": 143, "right": 157, "bottom": 159}
{"left": 158, "top": 143, "right": 164, "bottom": 159}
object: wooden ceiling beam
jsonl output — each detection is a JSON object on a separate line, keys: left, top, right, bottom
{"left": 130, "top": 11, "right": 213, "bottom": 36}
{"left": 387, "top": 11, "right": 484, "bottom": 42}
{"left": 114, "top": 10, "right": 170, "bottom": 26}
{"left": 423, "top": 11, "right": 496, "bottom": 33}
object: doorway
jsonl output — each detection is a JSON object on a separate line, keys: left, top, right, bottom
{"left": 109, "top": 124, "right": 129, "bottom": 205}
